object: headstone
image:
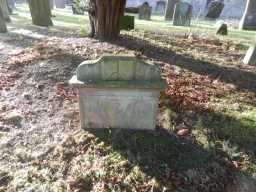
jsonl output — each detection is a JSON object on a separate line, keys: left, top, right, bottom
{"left": 243, "top": 45, "right": 256, "bottom": 65}
{"left": 0, "top": 7, "right": 7, "bottom": 33}
{"left": 205, "top": 0, "right": 225, "bottom": 19}
{"left": 55, "top": 0, "right": 65, "bottom": 9}
{"left": 120, "top": 15, "right": 135, "bottom": 31}
{"left": 139, "top": 2, "right": 152, "bottom": 20}
{"left": 69, "top": 55, "right": 167, "bottom": 130}
{"left": 155, "top": 1, "right": 166, "bottom": 15}
{"left": 49, "top": 0, "right": 54, "bottom": 10}
{"left": 215, "top": 21, "right": 228, "bottom": 35}
{"left": 165, "top": 0, "right": 179, "bottom": 20}
{"left": 173, "top": 2, "right": 193, "bottom": 26}
{"left": 239, "top": 0, "right": 256, "bottom": 30}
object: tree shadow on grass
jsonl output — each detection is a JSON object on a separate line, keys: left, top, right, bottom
{"left": 87, "top": 127, "right": 236, "bottom": 191}
{"left": 112, "top": 34, "right": 256, "bottom": 93}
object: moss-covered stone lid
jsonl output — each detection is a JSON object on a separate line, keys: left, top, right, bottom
{"left": 69, "top": 55, "right": 168, "bottom": 89}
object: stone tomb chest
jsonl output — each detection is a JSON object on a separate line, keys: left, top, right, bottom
{"left": 69, "top": 55, "right": 167, "bottom": 130}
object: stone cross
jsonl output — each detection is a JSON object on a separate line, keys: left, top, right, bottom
{"left": 69, "top": 55, "right": 167, "bottom": 130}
{"left": 173, "top": 2, "right": 193, "bottom": 27}
{"left": 139, "top": 2, "right": 152, "bottom": 20}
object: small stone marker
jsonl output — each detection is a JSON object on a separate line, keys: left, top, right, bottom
{"left": 243, "top": 45, "right": 256, "bottom": 65}
{"left": 173, "top": 2, "right": 193, "bottom": 27}
{"left": 215, "top": 21, "right": 228, "bottom": 35}
{"left": 120, "top": 15, "right": 135, "bottom": 31}
{"left": 239, "top": 0, "right": 256, "bottom": 30}
{"left": 69, "top": 55, "right": 167, "bottom": 130}
{"left": 139, "top": 2, "right": 152, "bottom": 20}
{"left": 205, "top": 0, "right": 225, "bottom": 19}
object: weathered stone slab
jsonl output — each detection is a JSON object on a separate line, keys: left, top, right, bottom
{"left": 78, "top": 88, "right": 159, "bottom": 129}
{"left": 139, "top": 2, "right": 152, "bottom": 20}
{"left": 243, "top": 45, "right": 256, "bottom": 65}
{"left": 205, "top": 0, "right": 225, "bottom": 19}
{"left": 69, "top": 55, "right": 167, "bottom": 130}
{"left": 173, "top": 2, "right": 193, "bottom": 26}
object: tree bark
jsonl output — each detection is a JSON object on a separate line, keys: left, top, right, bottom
{"left": 165, "top": 0, "right": 179, "bottom": 20}
{"left": 0, "top": 0, "right": 11, "bottom": 22}
{"left": 239, "top": 0, "right": 256, "bottom": 30}
{"left": 0, "top": 5, "right": 7, "bottom": 32}
{"left": 28, "top": 0, "right": 53, "bottom": 26}
{"left": 89, "top": 0, "right": 126, "bottom": 40}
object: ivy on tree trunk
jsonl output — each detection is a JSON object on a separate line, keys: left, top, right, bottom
{"left": 90, "top": 0, "right": 126, "bottom": 40}
{"left": 28, "top": 0, "right": 53, "bottom": 27}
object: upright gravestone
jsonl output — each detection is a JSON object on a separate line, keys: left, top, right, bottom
{"left": 69, "top": 55, "right": 167, "bottom": 130}
{"left": 139, "top": 2, "right": 152, "bottom": 20}
{"left": 48, "top": 0, "right": 54, "bottom": 10}
{"left": 243, "top": 45, "right": 256, "bottom": 65}
{"left": 165, "top": 0, "right": 179, "bottom": 20}
{"left": 155, "top": 1, "right": 166, "bottom": 15}
{"left": 0, "top": 0, "right": 11, "bottom": 22}
{"left": 0, "top": 6, "right": 7, "bottom": 33}
{"left": 205, "top": 0, "right": 225, "bottom": 19}
{"left": 239, "top": 0, "right": 256, "bottom": 30}
{"left": 173, "top": 2, "right": 192, "bottom": 26}
{"left": 55, "top": 0, "right": 65, "bottom": 8}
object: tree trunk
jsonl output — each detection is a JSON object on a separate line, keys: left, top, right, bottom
{"left": 0, "top": 6, "right": 7, "bottom": 32}
{"left": 165, "top": 0, "right": 179, "bottom": 20}
{"left": 90, "top": 0, "right": 126, "bottom": 40}
{"left": 0, "top": 0, "right": 11, "bottom": 22}
{"left": 239, "top": 0, "right": 256, "bottom": 30}
{"left": 28, "top": 0, "right": 53, "bottom": 26}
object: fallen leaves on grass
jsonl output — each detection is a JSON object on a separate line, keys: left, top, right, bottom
{"left": 0, "top": 72, "right": 19, "bottom": 90}
{"left": 55, "top": 83, "right": 77, "bottom": 102}
{"left": 163, "top": 64, "right": 234, "bottom": 111}
{"left": 7, "top": 41, "right": 61, "bottom": 67}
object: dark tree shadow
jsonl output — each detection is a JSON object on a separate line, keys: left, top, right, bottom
{"left": 111, "top": 34, "right": 256, "bottom": 93}
{"left": 87, "top": 127, "right": 236, "bottom": 191}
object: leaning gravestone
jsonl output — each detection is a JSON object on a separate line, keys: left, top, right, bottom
{"left": 239, "top": 0, "right": 256, "bottom": 30}
{"left": 139, "top": 2, "right": 152, "bottom": 20}
{"left": 165, "top": 0, "right": 179, "bottom": 20}
{"left": 69, "top": 55, "right": 167, "bottom": 130}
{"left": 243, "top": 45, "right": 256, "bottom": 65}
{"left": 205, "top": 0, "right": 225, "bottom": 19}
{"left": 173, "top": 2, "right": 192, "bottom": 26}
